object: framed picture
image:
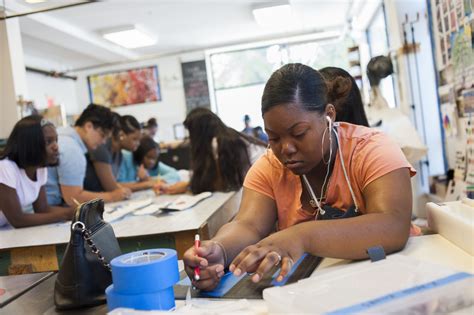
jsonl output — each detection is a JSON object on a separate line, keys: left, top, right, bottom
{"left": 88, "top": 66, "right": 161, "bottom": 108}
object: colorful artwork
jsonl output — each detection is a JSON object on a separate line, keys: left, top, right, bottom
{"left": 88, "top": 66, "right": 161, "bottom": 108}
{"left": 441, "top": 102, "right": 458, "bottom": 136}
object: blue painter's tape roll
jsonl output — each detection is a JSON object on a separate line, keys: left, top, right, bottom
{"left": 106, "top": 284, "right": 175, "bottom": 311}
{"left": 110, "top": 248, "right": 179, "bottom": 295}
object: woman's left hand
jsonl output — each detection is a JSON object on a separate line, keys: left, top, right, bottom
{"left": 137, "top": 164, "right": 150, "bottom": 181}
{"left": 228, "top": 227, "right": 305, "bottom": 283}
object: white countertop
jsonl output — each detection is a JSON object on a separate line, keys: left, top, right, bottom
{"left": 0, "top": 191, "right": 236, "bottom": 250}
{"left": 317, "top": 234, "right": 474, "bottom": 274}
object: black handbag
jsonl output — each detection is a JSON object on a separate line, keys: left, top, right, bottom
{"left": 54, "top": 198, "right": 122, "bottom": 310}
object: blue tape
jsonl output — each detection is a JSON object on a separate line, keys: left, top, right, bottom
{"left": 271, "top": 253, "right": 308, "bottom": 286}
{"left": 106, "top": 284, "right": 175, "bottom": 311}
{"left": 200, "top": 272, "right": 246, "bottom": 298}
{"left": 110, "top": 248, "right": 179, "bottom": 294}
{"left": 176, "top": 253, "right": 309, "bottom": 298}
{"left": 367, "top": 246, "right": 386, "bottom": 262}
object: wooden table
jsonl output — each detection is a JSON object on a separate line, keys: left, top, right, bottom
{"left": 0, "top": 190, "right": 241, "bottom": 276}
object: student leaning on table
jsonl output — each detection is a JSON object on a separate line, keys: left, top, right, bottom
{"left": 117, "top": 136, "right": 181, "bottom": 191}
{"left": 183, "top": 63, "right": 416, "bottom": 290}
{"left": 83, "top": 114, "right": 140, "bottom": 193}
{"left": 45, "top": 104, "right": 130, "bottom": 207}
{"left": 0, "top": 116, "right": 74, "bottom": 228}
{"left": 158, "top": 107, "right": 266, "bottom": 195}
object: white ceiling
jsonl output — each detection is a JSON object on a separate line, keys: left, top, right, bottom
{"left": 2, "top": 0, "right": 361, "bottom": 72}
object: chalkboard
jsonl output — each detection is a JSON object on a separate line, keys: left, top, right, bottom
{"left": 181, "top": 60, "right": 211, "bottom": 111}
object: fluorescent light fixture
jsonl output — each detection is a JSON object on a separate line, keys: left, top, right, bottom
{"left": 102, "top": 25, "right": 157, "bottom": 49}
{"left": 25, "top": 0, "right": 47, "bottom": 3}
{"left": 252, "top": 3, "right": 293, "bottom": 27}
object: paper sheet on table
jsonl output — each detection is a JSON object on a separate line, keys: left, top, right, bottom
{"left": 104, "top": 198, "right": 153, "bottom": 222}
{"left": 263, "top": 254, "right": 474, "bottom": 314}
{"left": 160, "top": 192, "right": 212, "bottom": 211}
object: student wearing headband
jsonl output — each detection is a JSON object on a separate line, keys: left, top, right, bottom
{"left": 183, "top": 63, "right": 416, "bottom": 290}
{"left": 0, "top": 116, "right": 74, "bottom": 228}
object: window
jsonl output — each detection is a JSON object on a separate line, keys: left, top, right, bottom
{"left": 207, "top": 34, "right": 349, "bottom": 131}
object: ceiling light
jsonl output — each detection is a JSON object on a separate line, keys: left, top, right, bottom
{"left": 25, "top": 0, "right": 47, "bottom": 3}
{"left": 102, "top": 25, "right": 157, "bottom": 49}
{"left": 252, "top": 3, "right": 293, "bottom": 27}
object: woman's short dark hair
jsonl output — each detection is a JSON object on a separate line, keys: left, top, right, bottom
{"left": 320, "top": 67, "right": 369, "bottom": 127}
{"left": 120, "top": 115, "right": 141, "bottom": 134}
{"left": 75, "top": 103, "right": 116, "bottom": 132}
{"left": 133, "top": 136, "right": 159, "bottom": 169}
{"left": 0, "top": 115, "right": 50, "bottom": 168}
{"left": 184, "top": 107, "right": 259, "bottom": 194}
{"left": 111, "top": 114, "right": 140, "bottom": 138}
{"left": 261, "top": 63, "right": 328, "bottom": 115}
{"left": 147, "top": 118, "right": 158, "bottom": 128}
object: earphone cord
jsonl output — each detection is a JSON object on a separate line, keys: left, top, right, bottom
{"left": 333, "top": 127, "right": 359, "bottom": 212}
{"left": 301, "top": 123, "right": 333, "bottom": 216}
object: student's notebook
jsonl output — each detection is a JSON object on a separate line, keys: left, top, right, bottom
{"left": 173, "top": 253, "right": 322, "bottom": 300}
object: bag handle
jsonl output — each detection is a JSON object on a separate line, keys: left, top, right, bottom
{"left": 72, "top": 221, "right": 112, "bottom": 271}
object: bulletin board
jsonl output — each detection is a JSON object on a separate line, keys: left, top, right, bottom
{"left": 429, "top": 0, "right": 474, "bottom": 199}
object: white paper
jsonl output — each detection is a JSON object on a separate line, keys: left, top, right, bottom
{"left": 104, "top": 198, "right": 153, "bottom": 222}
{"left": 161, "top": 192, "right": 212, "bottom": 211}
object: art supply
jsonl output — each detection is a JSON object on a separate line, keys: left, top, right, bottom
{"left": 106, "top": 249, "right": 179, "bottom": 311}
{"left": 263, "top": 254, "right": 474, "bottom": 314}
{"left": 161, "top": 192, "right": 212, "bottom": 211}
{"left": 104, "top": 198, "right": 153, "bottom": 222}
{"left": 194, "top": 234, "right": 201, "bottom": 281}
{"left": 133, "top": 201, "right": 170, "bottom": 216}
{"left": 71, "top": 198, "right": 80, "bottom": 206}
{"left": 174, "top": 254, "right": 322, "bottom": 300}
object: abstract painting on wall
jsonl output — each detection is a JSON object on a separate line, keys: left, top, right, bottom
{"left": 88, "top": 66, "right": 161, "bottom": 108}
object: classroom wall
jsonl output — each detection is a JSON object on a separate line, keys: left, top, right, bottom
{"left": 72, "top": 51, "right": 204, "bottom": 142}
{"left": 26, "top": 71, "right": 79, "bottom": 113}
{"left": 384, "top": 0, "right": 445, "bottom": 216}
{"left": 387, "top": 0, "right": 444, "bottom": 179}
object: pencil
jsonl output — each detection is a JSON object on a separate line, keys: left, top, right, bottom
{"left": 71, "top": 198, "right": 81, "bottom": 206}
{"left": 194, "top": 234, "right": 201, "bottom": 281}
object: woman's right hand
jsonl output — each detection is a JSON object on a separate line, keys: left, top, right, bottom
{"left": 183, "top": 240, "right": 226, "bottom": 291}
{"left": 158, "top": 181, "right": 189, "bottom": 195}
{"left": 109, "top": 186, "right": 132, "bottom": 201}
{"left": 60, "top": 206, "right": 76, "bottom": 221}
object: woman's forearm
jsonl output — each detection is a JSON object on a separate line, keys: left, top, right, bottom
{"left": 7, "top": 210, "right": 71, "bottom": 228}
{"left": 120, "top": 181, "right": 152, "bottom": 192}
{"left": 297, "top": 212, "right": 410, "bottom": 260}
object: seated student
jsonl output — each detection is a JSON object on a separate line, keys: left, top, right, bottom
{"left": 183, "top": 63, "right": 416, "bottom": 290}
{"left": 117, "top": 136, "right": 180, "bottom": 191}
{"left": 0, "top": 116, "right": 74, "bottom": 228}
{"left": 84, "top": 114, "right": 141, "bottom": 193}
{"left": 46, "top": 104, "right": 129, "bottom": 206}
{"left": 320, "top": 66, "right": 369, "bottom": 127}
{"left": 159, "top": 107, "right": 266, "bottom": 195}
{"left": 143, "top": 117, "right": 159, "bottom": 141}
{"left": 252, "top": 126, "right": 269, "bottom": 143}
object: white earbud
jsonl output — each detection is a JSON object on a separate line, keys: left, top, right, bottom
{"left": 326, "top": 116, "right": 332, "bottom": 128}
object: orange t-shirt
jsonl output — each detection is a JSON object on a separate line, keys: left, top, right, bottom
{"left": 244, "top": 122, "right": 417, "bottom": 230}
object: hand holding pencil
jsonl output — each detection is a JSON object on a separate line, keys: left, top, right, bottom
{"left": 182, "top": 237, "right": 226, "bottom": 291}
